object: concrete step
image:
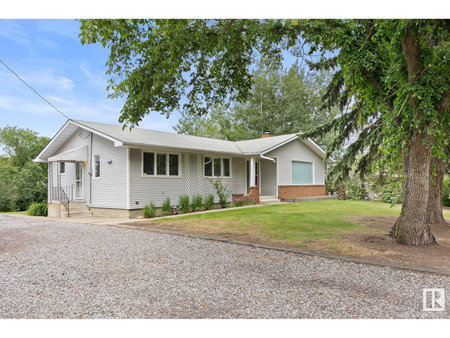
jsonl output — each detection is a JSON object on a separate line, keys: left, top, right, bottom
{"left": 63, "top": 203, "right": 92, "bottom": 217}
{"left": 259, "top": 196, "right": 281, "bottom": 204}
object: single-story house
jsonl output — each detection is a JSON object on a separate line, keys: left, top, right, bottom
{"left": 35, "top": 120, "right": 332, "bottom": 218}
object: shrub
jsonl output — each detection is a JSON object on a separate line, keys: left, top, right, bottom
{"left": 211, "top": 179, "right": 230, "bottom": 208}
{"left": 26, "top": 202, "right": 48, "bottom": 216}
{"left": 178, "top": 195, "right": 190, "bottom": 213}
{"left": 204, "top": 194, "right": 215, "bottom": 210}
{"left": 443, "top": 176, "right": 450, "bottom": 207}
{"left": 191, "top": 195, "right": 203, "bottom": 212}
{"left": 233, "top": 195, "right": 255, "bottom": 207}
{"left": 381, "top": 177, "right": 403, "bottom": 205}
{"left": 142, "top": 202, "right": 156, "bottom": 218}
{"left": 161, "top": 197, "right": 171, "bottom": 216}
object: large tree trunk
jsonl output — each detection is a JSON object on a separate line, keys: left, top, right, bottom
{"left": 389, "top": 23, "right": 437, "bottom": 245}
{"left": 427, "top": 156, "right": 447, "bottom": 224}
{"left": 391, "top": 130, "right": 437, "bottom": 245}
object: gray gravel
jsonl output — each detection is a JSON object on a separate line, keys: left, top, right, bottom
{"left": 0, "top": 214, "right": 449, "bottom": 319}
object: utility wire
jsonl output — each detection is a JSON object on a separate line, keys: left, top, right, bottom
{"left": 0, "top": 59, "right": 70, "bottom": 120}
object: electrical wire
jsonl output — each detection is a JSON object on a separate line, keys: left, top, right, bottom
{"left": 0, "top": 58, "right": 70, "bottom": 120}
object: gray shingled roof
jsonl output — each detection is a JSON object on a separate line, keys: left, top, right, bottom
{"left": 73, "top": 120, "right": 298, "bottom": 156}
{"left": 35, "top": 119, "right": 327, "bottom": 162}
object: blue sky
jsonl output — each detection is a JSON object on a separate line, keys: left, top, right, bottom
{"left": 0, "top": 19, "right": 305, "bottom": 140}
{"left": 0, "top": 19, "right": 184, "bottom": 138}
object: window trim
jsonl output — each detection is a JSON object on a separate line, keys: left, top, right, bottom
{"left": 93, "top": 154, "right": 101, "bottom": 179}
{"left": 59, "top": 162, "right": 66, "bottom": 175}
{"left": 291, "top": 160, "right": 314, "bottom": 185}
{"left": 203, "top": 155, "right": 232, "bottom": 178}
{"left": 141, "top": 150, "right": 181, "bottom": 178}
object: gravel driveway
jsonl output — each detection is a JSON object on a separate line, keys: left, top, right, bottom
{"left": 0, "top": 215, "right": 449, "bottom": 319}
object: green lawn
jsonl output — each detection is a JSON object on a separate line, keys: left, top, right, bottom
{"left": 132, "top": 200, "right": 450, "bottom": 271}
{"left": 150, "top": 200, "right": 406, "bottom": 242}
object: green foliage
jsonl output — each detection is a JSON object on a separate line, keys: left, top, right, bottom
{"left": 142, "top": 202, "right": 157, "bottom": 218}
{"left": 381, "top": 177, "right": 403, "bottom": 205}
{"left": 210, "top": 179, "right": 230, "bottom": 208}
{"left": 26, "top": 202, "right": 48, "bottom": 216}
{"left": 443, "top": 176, "right": 450, "bottom": 207}
{"left": 0, "top": 126, "right": 49, "bottom": 211}
{"left": 174, "top": 62, "right": 337, "bottom": 144}
{"left": 204, "top": 194, "right": 215, "bottom": 210}
{"left": 161, "top": 197, "right": 171, "bottom": 216}
{"left": 233, "top": 195, "right": 255, "bottom": 207}
{"left": 341, "top": 179, "right": 367, "bottom": 201}
{"left": 191, "top": 195, "right": 203, "bottom": 212}
{"left": 178, "top": 195, "right": 190, "bottom": 213}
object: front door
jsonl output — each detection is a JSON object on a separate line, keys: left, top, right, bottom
{"left": 75, "top": 162, "right": 83, "bottom": 200}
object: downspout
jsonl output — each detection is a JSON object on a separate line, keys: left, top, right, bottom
{"left": 89, "top": 132, "right": 93, "bottom": 205}
{"left": 260, "top": 153, "right": 276, "bottom": 163}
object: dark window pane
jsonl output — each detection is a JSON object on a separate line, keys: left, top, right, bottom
{"left": 157, "top": 153, "right": 167, "bottom": 175}
{"left": 204, "top": 157, "right": 212, "bottom": 176}
{"left": 94, "top": 155, "right": 100, "bottom": 177}
{"left": 169, "top": 154, "right": 179, "bottom": 176}
{"left": 222, "top": 158, "right": 230, "bottom": 177}
{"left": 60, "top": 162, "right": 65, "bottom": 174}
{"left": 143, "top": 152, "right": 154, "bottom": 175}
{"left": 213, "top": 158, "right": 221, "bottom": 177}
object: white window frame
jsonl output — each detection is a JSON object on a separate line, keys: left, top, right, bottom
{"left": 203, "top": 155, "right": 232, "bottom": 178}
{"left": 141, "top": 150, "right": 181, "bottom": 178}
{"left": 93, "top": 154, "right": 101, "bottom": 179}
{"left": 291, "top": 160, "right": 314, "bottom": 185}
{"left": 60, "top": 162, "right": 66, "bottom": 175}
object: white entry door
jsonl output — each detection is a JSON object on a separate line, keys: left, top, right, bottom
{"left": 75, "top": 162, "right": 84, "bottom": 200}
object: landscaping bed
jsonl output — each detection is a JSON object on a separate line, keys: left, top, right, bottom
{"left": 129, "top": 200, "right": 450, "bottom": 272}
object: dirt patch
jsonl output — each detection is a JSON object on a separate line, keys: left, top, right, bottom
{"left": 346, "top": 216, "right": 450, "bottom": 272}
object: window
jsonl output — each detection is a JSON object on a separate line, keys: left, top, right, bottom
{"left": 60, "top": 162, "right": 65, "bottom": 174}
{"left": 142, "top": 152, "right": 180, "bottom": 177}
{"left": 157, "top": 153, "right": 167, "bottom": 175}
{"left": 204, "top": 157, "right": 213, "bottom": 176}
{"left": 94, "top": 155, "right": 101, "bottom": 178}
{"left": 204, "top": 156, "right": 231, "bottom": 177}
{"left": 169, "top": 154, "right": 179, "bottom": 176}
{"left": 143, "top": 152, "right": 155, "bottom": 175}
{"left": 222, "top": 158, "right": 230, "bottom": 177}
{"left": 292, "top": 161, "right": 313, "bottom": 184}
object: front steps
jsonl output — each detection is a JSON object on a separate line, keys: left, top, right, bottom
{"left": 259, "top": 196, "right": 281, "bottom": 204}
{"left": 62, "top": 202, "right": 92, "bottom": 218}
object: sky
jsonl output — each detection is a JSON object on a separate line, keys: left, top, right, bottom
{"left": 0, "top": 19, "right": 185, "bottom": 138}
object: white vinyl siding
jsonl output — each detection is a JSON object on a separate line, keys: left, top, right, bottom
{"left": 292, "top": 161, "right": 313, "bottom": 185}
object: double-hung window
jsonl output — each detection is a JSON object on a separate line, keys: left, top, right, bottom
{"left": 204, "top": 156, "right": 231, "bottom": 178}
{"left": 93, "top": 155, "right": 101, "bottom": 178}
{"left": 142, "top": 152, "right": 180, "bottom": 177}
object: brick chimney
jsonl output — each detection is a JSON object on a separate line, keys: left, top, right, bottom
{"left": 261, "top": 131, "right": 272, "bottom": 138}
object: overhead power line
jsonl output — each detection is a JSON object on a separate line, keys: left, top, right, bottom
{"left": 0, "top": 59, "right": 70, "bottom": 120}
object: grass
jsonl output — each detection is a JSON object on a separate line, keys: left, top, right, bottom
{"left": 132, "top": 200, "right": 450, "bottom": 271}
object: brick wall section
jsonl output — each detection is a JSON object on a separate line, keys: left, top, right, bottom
{"left": 248, "top": 186, "right": 260, "bottom": 204}
{"left": 278, "top": 185, "right": 326, "bottom": 200}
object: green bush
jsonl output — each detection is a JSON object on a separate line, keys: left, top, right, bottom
{"left": 178, "top": 195, "right": 190, "bottom": 213}
{"left": 191, "top": 195, "right": 203, "bottom": 212}
{"left": 26, "top": 202, "right": 48, "bottom": 216}
{"left": 161, "top": 197, "right": 171, "bottom": 216}
{"left": 142, "top": 202, "right": 157, "bottom": 218}
{"left": 381, "top": 176, "right": 403, "bottom": 205}
{"left": 443, "top": 176, "right": 450, "bottom": 207}
{"left": 204, "top": 194, "right": 215, "bottom": 210}
{"left": 211, "top": 179, "right": 230, "bottom": 208}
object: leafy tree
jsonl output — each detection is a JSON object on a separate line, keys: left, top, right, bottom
{"left": 0, "top": 126, "right": 50, "bottom": 211}
{"left": 175, "top": 62, "right": 337, "bottom": 144}
{"left": 79, "top": 19, "right": 449, "bottom": 245}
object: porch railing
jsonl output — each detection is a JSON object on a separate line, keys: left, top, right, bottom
{"left": 49, "top": 186, "right": 73, "bottom": 216}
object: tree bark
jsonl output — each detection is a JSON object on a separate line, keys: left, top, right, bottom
{"left": 389, "top": 23, "right": 437, "bottom": 245}
{"left": 391, "top": 129, "right": 437, "bottom": 245}
{"left": 426, "top": 156, "right": 447, "bottom": 224}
